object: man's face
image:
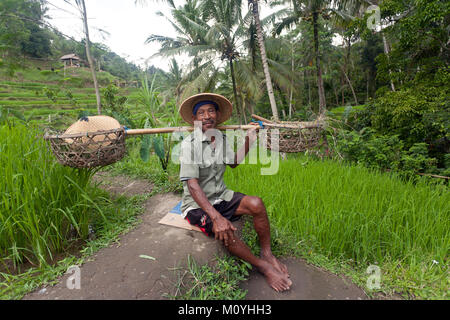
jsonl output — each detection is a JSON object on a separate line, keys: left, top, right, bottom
{"left": 192, "top": 104, "right": 220, "bottom": 132}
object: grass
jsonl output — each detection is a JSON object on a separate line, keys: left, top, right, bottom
{"left": 0, "top": 120, "right": 152, "bottom": 299}
{"left": 100, "top": 135, "right": 449, "bottom": 300}
{"left": 0, "top": 76, "right": 139, "bottom": 131}
{"left": 224, "top": 154, "right": 449, "bottom": 299}
{"left": 0, "top": 63, "right": 156, "bottom": 299}
{"left": 0, "top": 194, "right": 146, "bottom": 299}
{"left": 0, "top": 122, "right": 113, "bottom": 268}
{"left": 167, "top": 255, "right": 251, "bottom": 300}
{"left": 328, "top": 105, "right": 366, "bottom": 120}
{"left": 2, "top": 65, "right": 118, "bottom": 88}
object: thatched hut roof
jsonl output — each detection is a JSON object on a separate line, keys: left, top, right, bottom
{"left": 60, "top": 54, "right": 80, "bottom": 61}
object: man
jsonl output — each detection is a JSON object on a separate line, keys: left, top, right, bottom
{"left": 178, "top": 93, "right": 291, "bottom": 293}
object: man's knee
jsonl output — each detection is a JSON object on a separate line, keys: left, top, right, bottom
{"left": 247, "top": 196, "right": 265, "bottom": 215}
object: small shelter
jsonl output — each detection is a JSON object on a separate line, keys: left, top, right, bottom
{"left": 60, "top": 54, "right": 81, "bottom": 67}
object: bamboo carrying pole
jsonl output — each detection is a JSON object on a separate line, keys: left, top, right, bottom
{"left": 124, "top": 120, "right": 323, "bottom": 136}
{"left": 124, "top": 124, "right": 258, "bottom": 136}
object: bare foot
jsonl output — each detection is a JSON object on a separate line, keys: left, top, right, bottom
{"left": 261, "top": 252, "right": 289, "bottom": 277}
{"left": 257, "top": 260, "right": 292, "bottom": 292}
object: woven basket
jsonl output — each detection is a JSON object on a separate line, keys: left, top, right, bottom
{"left": 264, "top": 122, "right": 323, "bottom": 153}
{"left": 45, "top": 116, "right": 126, "bottom": 169}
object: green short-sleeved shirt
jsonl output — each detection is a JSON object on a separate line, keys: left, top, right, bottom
{"left": 179, "top": 128, "right": 236, "bottom": 217}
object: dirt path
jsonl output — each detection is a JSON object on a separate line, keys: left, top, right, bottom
{"left": 23, "top": 174, "right": 368, "bottom": 300}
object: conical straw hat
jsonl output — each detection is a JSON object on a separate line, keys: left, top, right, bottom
{"left": 179, "top": 93, "right": 233, "bottom": 125}
{"left": 65, "top": 115, "right": 121, "bottom": 134}
{"left": 64, "top": 115, "right": 121, "bottom": 147}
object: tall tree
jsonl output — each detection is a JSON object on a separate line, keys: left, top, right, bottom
{"left": 248, "top": 0, "right": 279, "bottom": 121}
{"left": 147, "top": 0, "right": 260, "bottom": 124}
{"left": 74, "top": 0, "right": 102, "bottom": 114}
{"left": 273, "top": 0, "right": 350, "bottom": 114}
{"left": 201, "top": 0, "right": 249, "bottom": 123}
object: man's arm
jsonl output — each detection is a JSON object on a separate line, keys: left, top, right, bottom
{"left": 186, "top": 178, "right": 236, "bottom": 246}
{"left": 228, "top": 126, "right": 258, "bottom": 169}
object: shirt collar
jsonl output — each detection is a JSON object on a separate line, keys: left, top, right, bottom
{"left": 193, "top": 127, "right": 224, "bottom": 143}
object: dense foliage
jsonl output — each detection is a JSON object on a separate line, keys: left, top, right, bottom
{"left": 332, "top": 0, "right": 449, "bottom": 176}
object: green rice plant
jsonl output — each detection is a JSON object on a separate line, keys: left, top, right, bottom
{"left": 226, "top": 156, "right": 449, "bottom": 263}
{"left": 0, "top": 195, "right": 146, "bottom": 300}
{"left": 225, "top": 155, "right": 449, "bottom": 298}
{"left": 0, "top": 123, "right": 108, "bottom": 269}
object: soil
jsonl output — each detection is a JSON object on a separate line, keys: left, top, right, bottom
{"left": 91, "top": 171, "right": 154, "bottom": 196}
{"left": 22, "top": 173, "right": 369, "bottom": 300}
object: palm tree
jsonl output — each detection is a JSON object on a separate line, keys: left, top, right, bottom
{"left": 333, "top": 17, "right": 359, "bottom": 105}
{"left": 248, "top": 0, "right": 279, "bottom": 121}
{"left": 147, "top": 0, "right": 258, "bottom": 124}
{"left": 158, "top": 58, "right": 184, "bottom": 106}
{"left": 144, "top": 0, "right": 217, "bottom": 95}
{"left": 200, "top": 0, "right": 251, "bottom": 123}
{"left": 272, "top": 0, "right": 338, "bottom": 114}
{"left": 263, "top": 35, "right": 299, "bottom": 116}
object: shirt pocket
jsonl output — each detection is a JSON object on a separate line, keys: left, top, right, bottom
{"left": 198, "top": 162, "right": 212, "bottom": 178}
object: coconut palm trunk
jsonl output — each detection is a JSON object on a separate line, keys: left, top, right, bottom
{"left": 382, "top": 33, "right": 396, "bottom": 92}
{"left": 79, "top": 0, "right": 101, "bottom": 114}
{"left": 312, "top": 11, "right": 326, "bottom": 114}
{"left": 340, "top": 35, "right": 357, "bottom": 105}
{"left": 229, "top": 59, "right": 243, "bottom": 125}
{"left": 249, "top": 0, "right": 279, "bottom": 121}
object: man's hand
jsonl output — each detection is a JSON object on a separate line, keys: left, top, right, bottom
{"left": 247, "top": 122, "right": 259, "bottom": 145}
{"left": 230, "top": 123, "right": 259, "bottom": 169}
{"left": 186, "top": 179, "right": 236, "bottom": 246}
{"left": 212, "top": 216, "right": 237, "bottom": 247}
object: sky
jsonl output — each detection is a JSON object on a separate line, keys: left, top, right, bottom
{"left": 45, "top": 0, "right": 280, "bottom": 72}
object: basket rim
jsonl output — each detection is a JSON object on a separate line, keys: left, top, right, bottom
{"left": 263, "top": 122, "right": 323, "bottom": 129}
{"left": 44, "top": 126, "right": 125, "bottom": 140}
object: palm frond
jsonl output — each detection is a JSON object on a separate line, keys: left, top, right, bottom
{"left": 181, "top": 62, "right": 219, "bottom": 101}
{"left": 273, "top": 14, "right": 299, "bottom": 36}
{"left": 145, "top": 34, "right": 177, "bottom": 44}
{"left": 267, "top": 58, "right": 295, "bottom": 92}
{"left": 172, "top": 9, "right": 209, "bottom": 40}
{"left": 156, "top": 43, "right": 216, "bottom": 58}
{"left": 233, "top": 60, "right": 264, "bottom": 99}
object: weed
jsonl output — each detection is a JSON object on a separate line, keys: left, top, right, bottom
{"left": 167, "top": 255, "right": 250, "bottom": 300}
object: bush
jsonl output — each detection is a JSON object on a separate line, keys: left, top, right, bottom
{"left": 369, "top": 86, "right": 448, "bottom": 147}
{"left": 334, "top": 128, "right": 438, "bottom": 175}
{"left": 346, "top": 77, "right": 449, "bottom": 173}
{"left": 401, "top": 143, "right": 437, "bottom": 174}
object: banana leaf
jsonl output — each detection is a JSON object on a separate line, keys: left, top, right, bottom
{"left": 152, "top": 135, "right": 165, "bottom": 161}
{"left": 140, "top": 135, "right": 152, "bottom": 162}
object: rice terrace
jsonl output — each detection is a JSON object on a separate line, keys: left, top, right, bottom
{"left": 0, "top": 0, "right": 448, "bottom": 304}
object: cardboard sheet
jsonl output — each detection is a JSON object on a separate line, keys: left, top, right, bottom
{"left": 158, "top": 201, "right": 202, "bottom": 232}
